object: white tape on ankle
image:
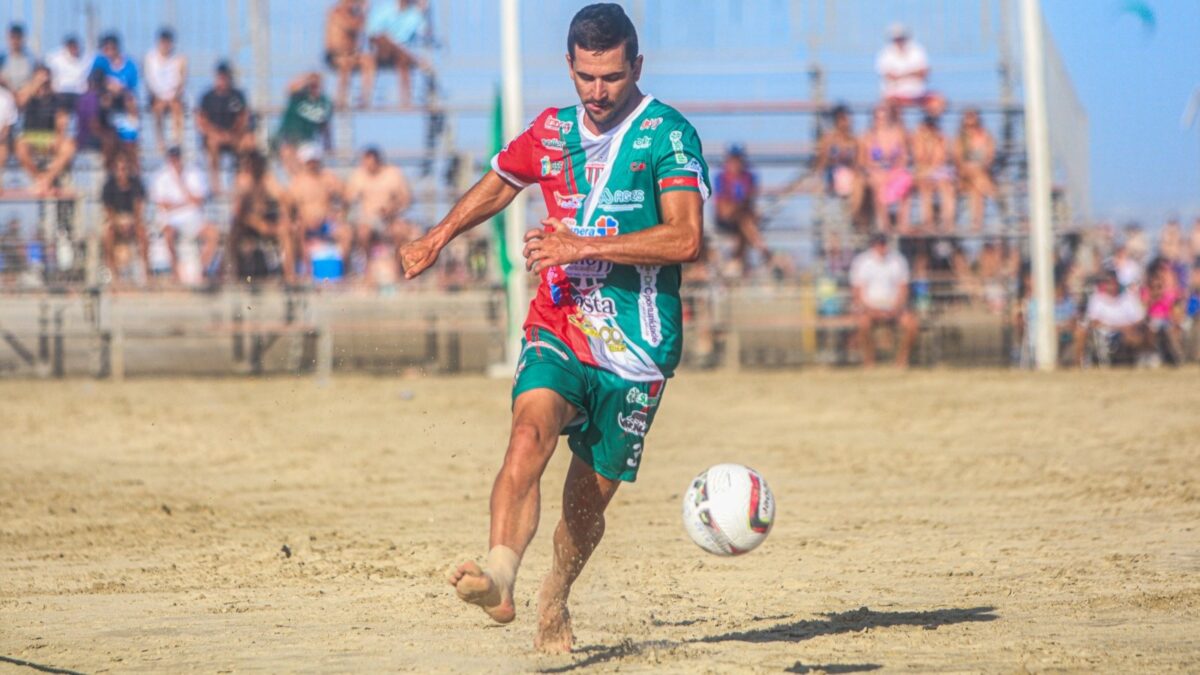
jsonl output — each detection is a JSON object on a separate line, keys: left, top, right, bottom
{"left": 485, "top": 545, "right": 520, "bottom": 594}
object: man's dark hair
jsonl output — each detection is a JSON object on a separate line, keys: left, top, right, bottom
{"left": 9, "top": 23, "right": 25, "bottom": 38}
{"left": 363, "top": 146, "right": 383, "bottom": 162}
{"left": 99, "top": 32, "right": 120, "bottom": 48}
{"left": 216, "top": 60, "right": 232, "bottom": 77}
{"left": 158, "top": 27, "right": 175, "bottom": 42}
{"left": 567, "top": 3, "right": 638, "bottom": 64}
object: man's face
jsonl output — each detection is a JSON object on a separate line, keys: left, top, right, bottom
{"left": 835, "top": 112, "right": 850, "bottom": 132}
{"left": 168, "top": 155, "right": 183, "bottom": 171}
{"left": 8, "top": 32, "right": 23, "bottom": 53}
{"left": 159, "top": 37, "right": 174, "bottom": 55}
{"left": 872, "top": 241, "right": 888, "bottom": 257}
{"left": 306, "top": 74, "right": 322, "bottom": 97}
{"left": 102, "top": 42, "right": 118, "bottom": 60}
{"left": 216, "top": 72, "right": 231, "bottom": 91}
{"left": 362, "top": 154, "right": 380, "bottom": 173}
{"left": 66, "top": 41, "right": 80, "bottom": 57}
{"left": 568, "top": 45, "right": 642, "bottom": 128}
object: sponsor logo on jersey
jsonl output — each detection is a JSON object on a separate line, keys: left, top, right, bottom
{"left": 568, "top": 312, "right": 626, "bottom": 353}
{"left": 574, "top": 289, "right": 617, "bottom": 317}
{"left": 567, "top": 215, "right": 619, "bottom": 238}
{"left": 669, "top": 130, "right": 687, "bottom": 164}
{"left": 630, "top": 161, "right": 646, "bottom": 172}
{"left": 540, "top": 156, "right": 563, "bottom": 177}
{"left": 617, "top": 409, "right": 648, "bottom": 436}
{"left": 658, "top": 175, "right": 700, "bottom": 191}
{"left": 541, "top": 137, "right": 566, "bottom": 150}
{"left": 637, "top": 265, "right": 663, "bottom": 347}
{"left": 598, "top": 188, "right": 645, "bottom": 213}
{"left": 640, "top": 117, "right": 663, "bottom": 131}
{"left": 632, "top": 135, "right": 652, "bottom": 150}
{"left": 585, "top": 161, "right": 606, "bottom": 185}
{"left": 543, "top": 117, "right": 573, "bottom": 133}
{"left": 553, "top": 191, "right": 586, "bottom": 210}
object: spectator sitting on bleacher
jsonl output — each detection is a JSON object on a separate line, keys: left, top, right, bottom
{"left": 197, "top": 62, "right": 253, "bottom": 195}
{"left": 954, "top": 107, "right": 995, "bottom": 232}
{"left": 144, "top": 28, "right": 187, "bottom": 153}
{"left": 46, "top": 35, "right": 91, "bottom": 113}
{"left": 1142, "top": 257, "right": 1185, "bottom": 366}
{"left": 860, "top": 104, "right": 911, "bottom": 234}
{"left": 14, "top": 67, "right": 76, "bottom": 196}
{"left": 101, "top": 153, "right": 149, "bottom": 281}
{"left": 876, "top": 23, "right": 936, "bottom": 108}
{"left": 850, "top": 232, "right": 918, "bottom": 367}
{"left": 93, "top": 33, "right": 141, "bottom": 170}
{"left": 346, "top": 146, "right": 413, "bottom": 275}
{"left": 912, "top": 99, "right": 956, "bottom": 233}
{"left": 814, "top": 104, "right": 864, "bottom": 228}
{"left": 0, "top": 82, "right": 15, "bottom": 192}
{"left": 366, "top": 0, "right": 436, "bottom": 108}
{"left": 74, "top": 68, "right": 108, "bottom": 157}
{"left": 326, "top": 0, "right": 376, "bottom": 110}
{"left": 275, "top": 72, "right": 333, "bottom": 176}
{"left": 287, "top": 143, "right": 350, "bottom": 277}
{"left": 151, "top": 146, "right": 218, "bottom": 284}
{"left": 714, "top": 144, "right": 772, "bottom": 277}
{"left": 0, "top": 23, "right": 34, "bottom": 91}
{"left": 1111, "top": 242, "right": 1143, "bottom": 290}
{"left": 231, "top": 150, "right": 296, "bottom": 284}
{"left": 1074, "top": 266, "right": 1145, "bottom": 367}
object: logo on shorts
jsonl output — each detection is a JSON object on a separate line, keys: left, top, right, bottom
{"left": 618, "top": 410, "right": 648, "bottom": 437}
{"left": 627, "top": 443, "right": 644, "bottom": 468}
{"left": 625, "top": 387, "right": 660, "bottom": 407}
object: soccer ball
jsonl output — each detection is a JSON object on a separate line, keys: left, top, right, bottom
{"left": 682, "top": 463, "right": 775, "bottom": 556}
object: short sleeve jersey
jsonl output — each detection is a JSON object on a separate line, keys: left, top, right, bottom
{"left": 200, "top": 87, "right": 248, "bottom": 130}
{"left": 491, "top": 95, "right": 710, "bottom": 381}
{"left": 277, "top": 91, "right": 332, "bottom": 143}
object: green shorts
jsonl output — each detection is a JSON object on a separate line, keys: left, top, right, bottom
{"left": 513, "top": 327, "right": 666, "bottom": 483}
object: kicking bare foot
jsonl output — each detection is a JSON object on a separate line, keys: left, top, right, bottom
{"left": 534, "top": 580, "right": 574, "bottom": 654}
{"left": 448, "top": 560, "right": 515, "bottom": 624}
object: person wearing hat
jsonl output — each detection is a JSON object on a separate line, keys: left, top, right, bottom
{"left": 144, "top": 27, "right": 188, "bottom": 153}
{"left": 875, "top": 22, "right": 931, "bottom": 107}
{"left": 150, "top": 145, "right": 217, "bottom": 283}
{"left": 714, "top": 143, "right": 771, "bottom": 276}
{"left": 197, "top": 61, "right": 253, "bottom": 194}
{"left": 287, "top": 142, "right": 351, "bottom": 276}
{"left": 850, "top": 233, "right": 919, "bottom": 367}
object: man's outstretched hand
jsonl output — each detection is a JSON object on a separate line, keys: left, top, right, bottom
{"left": 523, "top": 219, "right": 587, "bottom": 273}
{"left": 399, "top": 236, "right": 441, "bottom": 280}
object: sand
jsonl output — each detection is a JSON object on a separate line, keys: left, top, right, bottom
{"left": 1, "top": 370, "right": 1198, "bottom": 673}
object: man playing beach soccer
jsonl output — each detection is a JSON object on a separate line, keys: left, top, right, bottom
{"left": 398, "top": 3, "right": 709, "bottom": 653}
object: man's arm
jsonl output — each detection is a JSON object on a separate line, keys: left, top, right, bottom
{"left": 523, "top": 190, "right": 703, "bottom": 271}
{"left": 399, "top": 170, "right": 520, "bottom": 279}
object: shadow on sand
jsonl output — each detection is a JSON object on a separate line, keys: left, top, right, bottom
{"left": 539, "top": 605, "right": 998, "bottom": 673}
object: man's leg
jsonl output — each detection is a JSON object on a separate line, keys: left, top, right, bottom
{"left": 857, "top": 312, "right": 877, "bottom": 367}
{"left": 448, "top": 388, "right": 577, "bottom": 623}
{"left": 151, "top": 98, "right": 167, "bottom": 153}
{"left": 896, "top": 310, "right": 919, "bottom": 367}
{"left": 170, "top": 99, "right": 185, "bottom": 145}
{"left": 535, "top": 454, "right": 620, "bottom": 653}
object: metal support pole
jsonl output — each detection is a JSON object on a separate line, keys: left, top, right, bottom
{"left": 498, "top": 0, "right": 528, "bottom": 371}
{"left": 249, "top": 0, "right": 271, "bottom": 116}
{"left": 30, "top": 0, "right": 45, "bottom": 55}
{"left": 1020, "top": 0, "right": 1056, "bottom": 371}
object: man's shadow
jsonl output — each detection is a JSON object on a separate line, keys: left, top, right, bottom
{"left": 538, "top": 606, "right": 998, "bottom": 673}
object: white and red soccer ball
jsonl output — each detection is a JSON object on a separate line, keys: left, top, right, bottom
{"left": 682, "top": 463, "right": 775, "bottom": 556}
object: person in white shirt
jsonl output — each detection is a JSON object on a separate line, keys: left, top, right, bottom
{"left": 850, "top": 233, "right": 919, "bottom": 367}
{"left": 46, "top": 35, "right": 91, "bottom": 111}
{"left": 144, "top": 28, "right": 187, "bottom": 153}
{"left": 150, "top": 146, "right": 218, "bottom": 283}
{"left": 875, "top": 23, "right": 931, "bottom": 106}
{"left": 1074, "top": 267, "right": 1147, "bottom": 366}
{"left": 0, "top": 82, "right": 16, "bottom": 193}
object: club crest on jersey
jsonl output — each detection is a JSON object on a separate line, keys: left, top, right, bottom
{"left": 541, "top": 137, "right": 566, "bottom": 151}
{"left": 585, "top": 161, "right": 606, "bottom": 185}
{"left": 554, "top": 191, "right": 586, "bottom": 210}
{"left": 543, "top": 117, "right": 573, "bottom": 133}
{"left": 640, "top": 117, "right": 663, "bottom": 131}
{"left": 632, "top": 135, "right": 652, "bottom": 150}
{"left": 540, "top": 156, "right": 564, "bottom": 177}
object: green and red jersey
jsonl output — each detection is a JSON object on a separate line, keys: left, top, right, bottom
{"left": 492, "top": 95, "right": 710, "bottom": 381}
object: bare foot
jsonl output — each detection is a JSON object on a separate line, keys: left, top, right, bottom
{"left": 534, "top": 580, "right": 573, "bottom": 654}
{"left": 447, "top": 560, "right": 515, "bottom": 624}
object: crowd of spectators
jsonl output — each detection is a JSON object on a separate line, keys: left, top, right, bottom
{"left": 0, "top": 1, "right": 437, "bottom": 289}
